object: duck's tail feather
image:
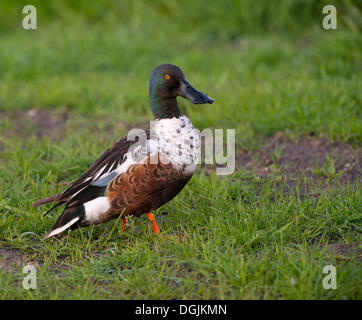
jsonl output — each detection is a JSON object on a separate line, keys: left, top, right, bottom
{"left": 43, "top": 205, "right": 85, "bottom": 240}
{"left": 33, "top": 194, "right": 61, "bottom": 207}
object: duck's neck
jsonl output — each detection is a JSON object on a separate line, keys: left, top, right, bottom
{"left": 150, "top": 94, "right": 182, "bottom": 120}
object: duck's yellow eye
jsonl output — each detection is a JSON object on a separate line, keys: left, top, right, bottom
{"left": 165, "top": 74, "right": 170, "bottom": 80}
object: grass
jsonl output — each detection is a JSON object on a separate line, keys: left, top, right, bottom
{"left": 0, "top": 1, "right": 361, "bottom": 299}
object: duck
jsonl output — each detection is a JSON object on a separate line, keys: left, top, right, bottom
{"left": 33, "top": 64, "right": 214, "bottom": 239}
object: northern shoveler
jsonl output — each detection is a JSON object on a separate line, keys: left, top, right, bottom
{"left": 34, "top": 64, "right": 214, "bottom": 239}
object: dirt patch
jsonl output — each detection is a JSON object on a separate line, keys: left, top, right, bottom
{"left": 0, "top": 247, "right": 25, "bottom": 273}
{"left": 323, "top": 241, "right": 361, "bottom": 262}
{"left": 0, "top": 108, "right": 149, "bottom": 141}
{"left": 26, "top": 109, "right": 69, "bottom": 139}
{"left": 235, "top": 132, "right": 361, "bottom": 193}
{"left": 0, "top": 109, "right": 69, "bottom": 140}
{"left": 0, "top": 244, "right": 73, "bottom": 275}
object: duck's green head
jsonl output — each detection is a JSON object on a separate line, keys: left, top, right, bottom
{"left": 149, "top": 64, "right": 214, "bottom": 119}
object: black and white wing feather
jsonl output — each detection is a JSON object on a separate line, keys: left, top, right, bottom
{"left": 33, "top": 134, "right": 146, "bottom": 212}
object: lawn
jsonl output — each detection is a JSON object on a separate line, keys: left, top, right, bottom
{"left": 0, "top": 1, "right": 361, "bottom": 299}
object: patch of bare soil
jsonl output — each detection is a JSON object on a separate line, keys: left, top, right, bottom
{"left": 235, "top": 132, "right": 361, "bottom": 195}
{"left": 0, "top": 247, "right": 25, "bottom": 273}
{"left": 1, "top": 109, "right": 69, "bottom": 139}
{"left": 323, "top": 241, "right": 361, "bottom": 262}
{"left": 0, "top": 108, "right": 150, "bottom": 141}
{"left": 0, "top": 244, "right": 73, "bottom": 275}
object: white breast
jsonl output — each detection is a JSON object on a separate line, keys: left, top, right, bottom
{"left": 152, "top": 115, "right": 200, "bottom": 174}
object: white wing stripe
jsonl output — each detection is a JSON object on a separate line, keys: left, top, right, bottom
{"left": 43, "top": 217, "right": 80, "bottom": 239}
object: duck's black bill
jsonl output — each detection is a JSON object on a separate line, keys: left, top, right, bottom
{"left": 180, "top": 80, "right": 214, "bottom": 104}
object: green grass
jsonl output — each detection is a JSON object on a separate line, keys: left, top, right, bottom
{"left": 0, "top": 1, "right": 361, "bottom": 299}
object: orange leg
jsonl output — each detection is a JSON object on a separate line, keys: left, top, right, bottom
{"left": 146, "top": 212, "right": 184, "bottom": 241}
{"left": 147, "top": 212, "right": 160, "bottom": 234}
{"left": 121, "top": 216, "right": 128, "bottom": 232}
